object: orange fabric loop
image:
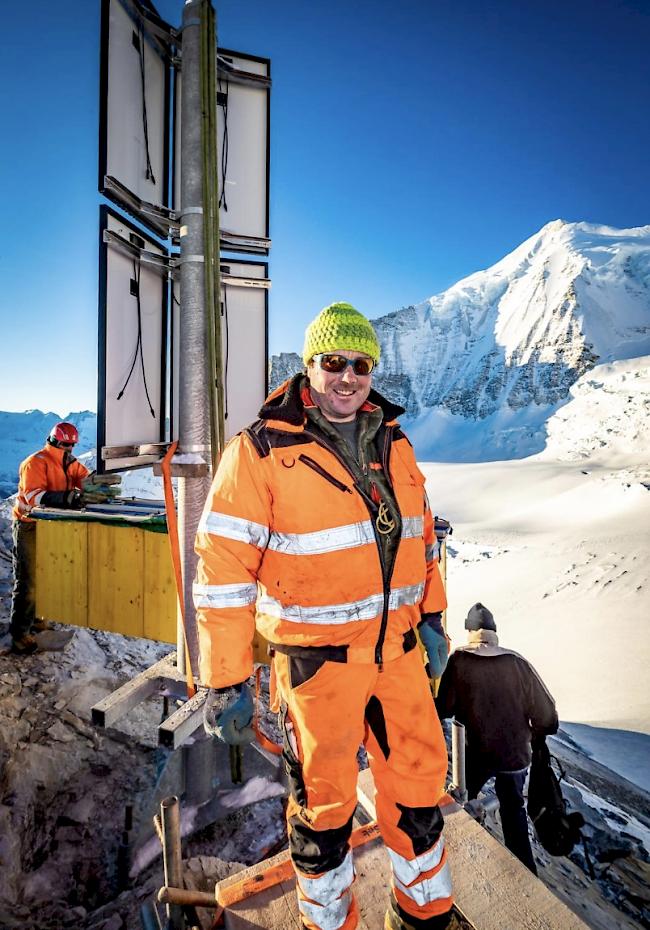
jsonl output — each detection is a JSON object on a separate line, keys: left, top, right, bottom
{"left": 254, "top": 666, "right": 282, "bottom": 755}
{"left": 162, "top": 441, "right": 196, "bottom": 698}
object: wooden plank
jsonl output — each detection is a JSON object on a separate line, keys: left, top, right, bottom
{"left": 35, "top": 519, "right": 88, "bottom": 627}
{"left": 223, "top": 768, "right": 590, "bottom": 930}
{"left": 88, "top": 523, "right": 144, "bottom": 637}
{"left": 358, "top": 769, "right": 590, "bottom": 930}
{"left": 219, "top": 832, "right": 389, "bottom": 930}
{"left": 143, "top": 531, "right": 176, "bottom": 643}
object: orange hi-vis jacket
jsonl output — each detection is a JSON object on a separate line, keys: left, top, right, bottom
{"left": 194, "top": 375, "right": 447, "bottom": 689}
{"left": 13, "top": 444, "right": 89, "bottom": 522}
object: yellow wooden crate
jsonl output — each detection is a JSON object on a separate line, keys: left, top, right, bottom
{"left": 35, "top": 520, "right": 177, "bottom": 644}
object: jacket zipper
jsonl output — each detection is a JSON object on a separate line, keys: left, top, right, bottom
{"left": 374, "top": 425, "right": 397, "bottom": 667}
{"left": 304, "top": 426, "right": 398, "bottom": 667}
{"left": 298, "top": 455, "right": 352, "bottom": 493}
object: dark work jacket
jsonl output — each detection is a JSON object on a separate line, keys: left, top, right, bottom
{"left": 435, "top": 630, "right": 558, "bottom": 772}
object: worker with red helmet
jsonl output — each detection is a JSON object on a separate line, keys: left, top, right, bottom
{"left": 10, "top": 422, "right": 91, "bottom": 654}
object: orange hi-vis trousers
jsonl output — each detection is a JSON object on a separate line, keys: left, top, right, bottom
{"left": 273, "top": 645, "right": 453, "bottom": 930}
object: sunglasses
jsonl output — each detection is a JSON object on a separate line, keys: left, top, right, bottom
{"left": 312, "top": 353, "right": 375, "bottom": 376}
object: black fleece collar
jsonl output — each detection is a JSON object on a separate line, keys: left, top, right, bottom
{"left": 258, "top": 373, "right": 405, "bottom": 426}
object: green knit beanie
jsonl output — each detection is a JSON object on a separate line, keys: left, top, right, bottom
{"left": 302, "top": 302, "right": 381, "bottom": 365}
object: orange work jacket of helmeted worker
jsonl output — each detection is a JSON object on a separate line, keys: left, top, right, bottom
{"left": 13, "top": 444, "right": 89, "bottom": 522}
{"left": 193, "top": 373, "right": 447, "bottom": 689}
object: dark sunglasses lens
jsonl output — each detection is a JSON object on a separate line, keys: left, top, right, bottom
{"left": 319, "top": 355, "right": 374, "bottom": 375}
{"left": 352, "top": 358, "right": 374, "bottom": 375}
{"left": 320, "top": 355, "right": 348, "bottom": 373}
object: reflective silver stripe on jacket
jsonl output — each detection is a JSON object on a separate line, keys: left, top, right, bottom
{"left": 258, "top": 582, "right": 424, "bottom": 625}
{"left": 268, "top": 515, "right": 423, "bottom": 557}
{"left": 193, "top": 582, "right": 258, "bottom": 609}
{"left": 425, "top": 540, "right": 440, "bottom": 563}
{"left": 268, "top": 520, "right": 375, "bottom": 556}
{"left": 401, "top": 515, "right": 423, "bottom": 539}
{"left": 297, "top": 850, "right": 354, "bottom": 930}
{"left": 198, "top": 512, "right": 270, "bottom": 549}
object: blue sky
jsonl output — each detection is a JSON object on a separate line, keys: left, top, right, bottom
{"left": 0, "top": 0, "right": 648, "bottom": 414}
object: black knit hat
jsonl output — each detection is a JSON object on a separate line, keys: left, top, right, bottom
{"left": 465, "top": 602, "right": 496, "bottom": 632}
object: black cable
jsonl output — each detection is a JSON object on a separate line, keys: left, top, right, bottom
{"left": 138, "top": 21, "right": 156, "bottom": 185}
{"left": 116, "top": 258, "right": 156, "bottom": 418}
{"left": 222, "top": 285, "right": 229, "bottom": 420}
{"left": 218, "top": 75, "right": 229, "bottom": 211}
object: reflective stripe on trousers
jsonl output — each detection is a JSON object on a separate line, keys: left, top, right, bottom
{"left": 297, "top": 851, "right": 355, "bottom": 930}
{"left": 387, "top": 837, "right": 452, "bottom": 908}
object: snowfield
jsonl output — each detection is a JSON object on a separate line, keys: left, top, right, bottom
{"left": 423, "top": 356, "right": 650, "bottom": 790}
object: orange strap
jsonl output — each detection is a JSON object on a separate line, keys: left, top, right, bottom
{"left": 217, "top": 820, "right": 380, "bottom": 908}
{"left": 254, "top": 666, "right": 282, "bottom": 755}
{"left": 161, "top": 441, "right": 196, "bottom": 698}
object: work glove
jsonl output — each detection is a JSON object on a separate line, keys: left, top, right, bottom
{"left": 40, "top": 489, "right": 84, "bottom": 510}
{"left": 418, "top": 612, "right": 449, "bottom": 679}
{"left": 81, "top": 473, "right": 122, "bottom": 504}
{"left": 203, "top": 683, "right": 254, "bottom": 745}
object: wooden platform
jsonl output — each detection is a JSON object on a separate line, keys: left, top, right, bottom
{"left": 216, "top": 770, "right": 591, "bottom": 930}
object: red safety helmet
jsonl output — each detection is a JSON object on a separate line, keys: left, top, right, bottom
{"left": 48, "top": 421, "right": 79, "bottom": 447}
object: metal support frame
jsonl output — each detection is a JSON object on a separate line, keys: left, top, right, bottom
{"left": 102, "top": 176, "right": 180, "bottom": 240}
{"left": 160, "top": 796, "right": 184, "bottom": 929}
{"left": 450, "top": 719, "right": 468, "bottom": 804}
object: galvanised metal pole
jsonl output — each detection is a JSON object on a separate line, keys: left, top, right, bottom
{"left": 160, "top": 796, "right": 183, "bottom": 929}
{"left": 177, "top": 0, "right": 213, "bottom": 674}
{"left": 451, "top": 719, "right": 468, "bottom": 804}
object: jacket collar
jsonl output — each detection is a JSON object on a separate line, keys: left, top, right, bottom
{"left": 457, "top": 629, "right": 525, "bottom": 660}
{"left": 258, "top": 373, "right": 405, "bottom": 427}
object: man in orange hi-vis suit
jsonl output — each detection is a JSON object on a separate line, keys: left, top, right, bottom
{"left": 10, "top": 421, "right": 89, "bottom": 654}
{"left": 195, "top": 303, "right": 454, "bottom": 930}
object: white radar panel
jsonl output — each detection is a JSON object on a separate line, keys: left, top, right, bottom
{"left": 98, "top": 206, "right": 169, "bottom": 472}
{"left": 174, "top": 50, "right": 271, "bottom": 253}
{"left": 99, "top": 0, "right": 171, "bottom": 235}
{"left": 171, "top": 260, "right": 269, "bottom": 444}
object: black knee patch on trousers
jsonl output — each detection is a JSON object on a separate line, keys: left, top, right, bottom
{"left": 365, "top": 695, "right": 390, "bottom": 760}
{"left": 396, "top": 802, "right": 444, "bottom": 856}
{"left": 288, "top": 812, "right": 354, "bottom": 876}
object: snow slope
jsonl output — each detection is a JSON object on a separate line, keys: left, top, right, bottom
{"left": 425, "top": 356, "right": 650, "bottom": 790}
{"left": 0, "top": 410, "right": 96, "bottom": 497}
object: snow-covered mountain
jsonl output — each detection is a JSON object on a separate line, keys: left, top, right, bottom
{"left": 271, "top": 220, "right": 650, "bottom": 460}
{"left": 0, "top": 410, "right": 96, "bottom": 497}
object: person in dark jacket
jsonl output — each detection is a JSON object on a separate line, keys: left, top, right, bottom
{"left": 435, "top": 602, "right": 558, "bottom": 874}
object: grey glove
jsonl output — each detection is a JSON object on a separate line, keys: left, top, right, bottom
{"left": 203, "top": 684, "right": 254, "bottom": 745}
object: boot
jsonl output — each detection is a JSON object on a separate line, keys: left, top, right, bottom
{"left": 32, "top": 617, "right": 53, "bottom": 633}
{"left": 11, "top": 633, "right": 38, "bottom": 655}
{"left": 385, "top": 894, "right": 456, "bottom": 930}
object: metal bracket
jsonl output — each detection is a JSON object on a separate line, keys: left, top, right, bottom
{"left": 217, "top": 55, "right": 272, "bottom": 90}
{"left": 103, "top": 176, "right": 181, "bottom": 239}
{"left": 103, "top": 230, "right": 171, "bottom": 274}
{"left": 101, "top": 440, "right": 171, "bottom": 461}
{"left": 220, "top": 230, "right": 272, "bottom": 255}
{"left": 221, "top": 273, "right": 271, "bottom": 290}
{"left": 117, "top": 0, "right": 177, "bottom": 58}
